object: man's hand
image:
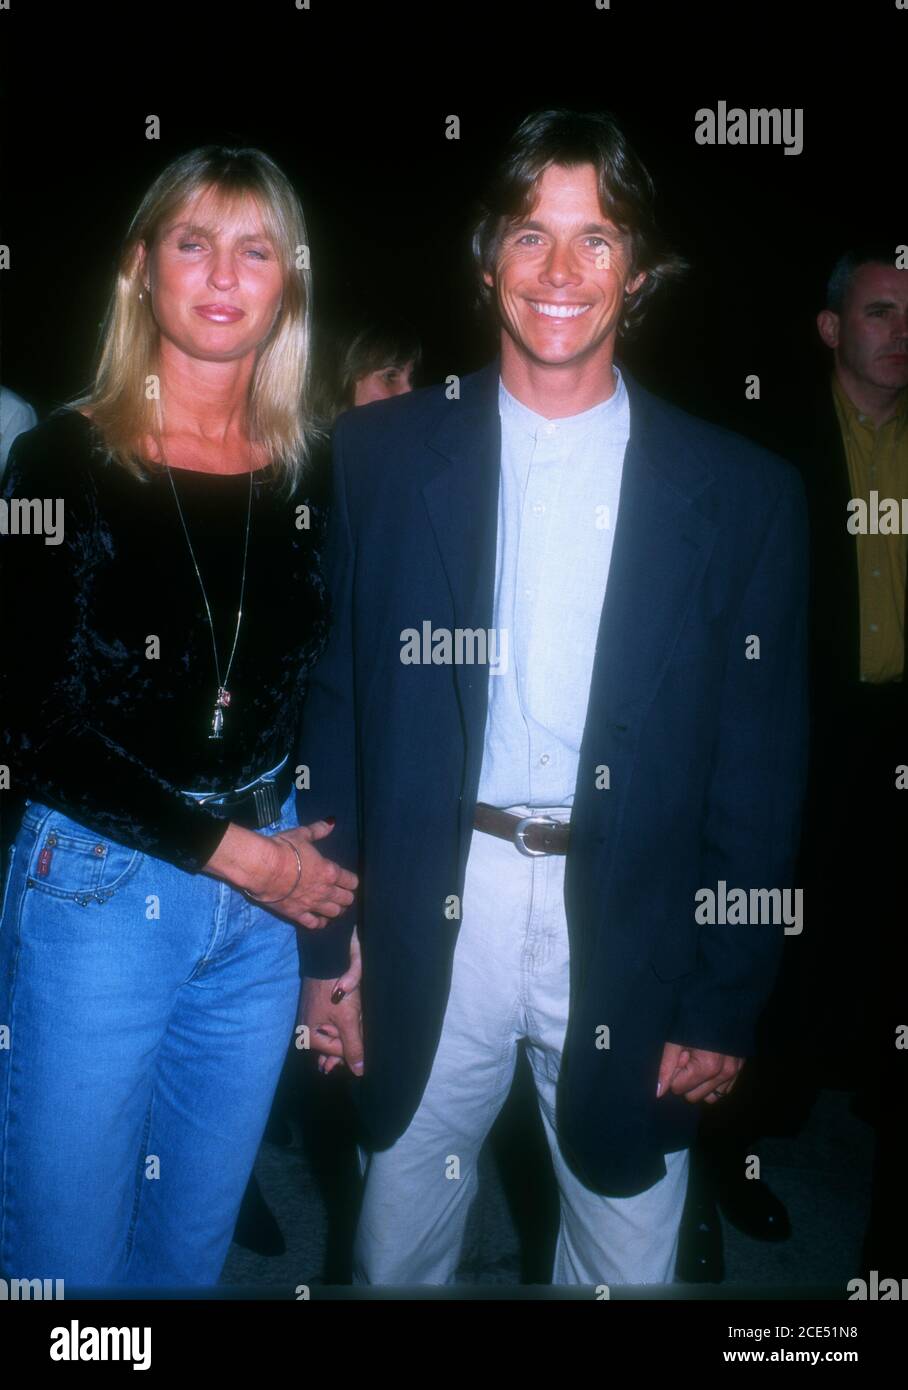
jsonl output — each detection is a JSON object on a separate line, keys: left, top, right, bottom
{"left": 656, "top": 1041, "right": 744, "bottom": 1104}
{"left": 300, "top": 927, "right": 363, "bottom": 1077}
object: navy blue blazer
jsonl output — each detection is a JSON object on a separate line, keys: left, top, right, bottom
{"left": 296, "top": 358, "right": 809, "bottom": 1197}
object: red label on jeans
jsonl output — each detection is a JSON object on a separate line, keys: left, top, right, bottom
{"left": 37, "top": 847, "right": 52, "bottom": 877}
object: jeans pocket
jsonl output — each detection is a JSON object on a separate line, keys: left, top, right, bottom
{"left": 23, "top": 811, "right": 144, "bottom": 906}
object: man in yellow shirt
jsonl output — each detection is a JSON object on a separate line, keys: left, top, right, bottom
{"left": 821, "top": 262, "right": 908, "bottom": 683}
{"left": 803, "top": 246, "right": 907, "bottom": 1274}
{"left": 679, "top": 246, "right": 908, "bottom": 1284}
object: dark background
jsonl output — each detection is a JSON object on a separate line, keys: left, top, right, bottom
{"left": 0, "top": 0, "right": 905, "bottom": 1329}
{"left": 1, "top": 1, "right": 903, "bottom": 443}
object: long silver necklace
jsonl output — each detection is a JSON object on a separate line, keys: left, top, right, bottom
{"left": 165, "top": 462, "right": 253, "bottom": 740}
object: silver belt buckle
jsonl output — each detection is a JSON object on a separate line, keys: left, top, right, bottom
{"left": 513, "top": 814, "right": 559, "bottom": 858}
{"left": 253, "top": 780, "right": 281, "bottom": 829}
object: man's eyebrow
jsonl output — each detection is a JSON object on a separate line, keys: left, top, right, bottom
{"left": 508, "top": 218, "right": 620, "bottom": 237}
{"left": 862, "top": 299, "right": 897, "bottom": 311}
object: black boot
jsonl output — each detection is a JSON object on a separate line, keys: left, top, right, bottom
{"left": 233, "top": 1172, "right": 285, "bottom": 1257}
{"left": 711, "top": 1143, "right": 791, "bottom": 1242}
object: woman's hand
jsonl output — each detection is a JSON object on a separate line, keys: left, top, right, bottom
{"left": 203, "top": 819, "right": 357, "bottom": 929}
{"left": 302, "top": 927, "right": 364, "bottom": 1076}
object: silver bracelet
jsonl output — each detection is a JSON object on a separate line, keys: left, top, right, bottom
{"left": 244, "top": 834, "right": 302, "bottom": 905}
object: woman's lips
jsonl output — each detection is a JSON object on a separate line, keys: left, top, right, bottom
{"left": 193, "top": 305, "right": 246, "bottom": 323}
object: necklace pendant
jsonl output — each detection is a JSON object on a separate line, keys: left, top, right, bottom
{"left": 209, "top": 687, "right": 231, "bottom": 737}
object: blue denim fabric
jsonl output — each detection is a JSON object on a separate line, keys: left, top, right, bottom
{"left": 0, "top": 787, "right": 301, "bottom": 1289}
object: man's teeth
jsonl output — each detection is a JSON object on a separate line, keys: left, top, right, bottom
{"left": 530, "top": 302, "right": 591, "bottom": 318}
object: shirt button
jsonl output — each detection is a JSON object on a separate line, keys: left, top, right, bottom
{"left": 540, "top": 753, "right": 550, "bottom": 765}
{"left": 872, "top": 568, "right": 881, "bottom": 577}
{"left": 869, "top": 623, "right": 879, "bottom": 633}
{"left": 532, "top": 502, "right": 544, "bottom": 515}
{"left": 544, "top": 422, "right": 556, "bottom": 436}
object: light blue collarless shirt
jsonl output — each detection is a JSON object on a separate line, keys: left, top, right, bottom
{"left": 476, "top": 367, "right": 630, "bottom": 809}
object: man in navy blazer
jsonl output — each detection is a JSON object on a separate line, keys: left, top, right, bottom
{"left": 297, "top": 109, "right": 809, "bottom": 1286}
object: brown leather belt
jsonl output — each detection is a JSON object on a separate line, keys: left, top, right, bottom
{"left": 473, "top": 802, "right": 571, "bottom": 856}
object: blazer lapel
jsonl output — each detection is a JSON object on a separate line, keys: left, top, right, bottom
{"left": 421, "top": 361, "right": 502, "bottom": 825}
{"left": 572, "top": 369, "right": 719, "bottom": 859}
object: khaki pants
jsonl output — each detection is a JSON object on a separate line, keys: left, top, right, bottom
{"left": 353, "top": 806, "right": 689, "bottom": 1287}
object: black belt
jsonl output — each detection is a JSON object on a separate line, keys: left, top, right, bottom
{"left": 194, "top": 760, "right": 294, "bottom": 830}
{"left": 473, "top": 802, "right": 571, "bottom": 856}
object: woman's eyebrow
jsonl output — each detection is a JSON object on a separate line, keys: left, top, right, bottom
{"left": 164, "top": 220, "right": 215, "bottom": 238}
{"left": 163, "top": 220, "right": 273, "bottom": 242}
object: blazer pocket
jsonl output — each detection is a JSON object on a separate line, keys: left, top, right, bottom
{"left": 26, "top": 817, "right": 143, "bottom": 905}
{"left": 649, "top": 923, "right": 698, "bottom": 982}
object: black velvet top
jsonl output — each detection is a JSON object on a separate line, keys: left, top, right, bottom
{"left": 0, "top": 409, "right": 330, "bottom": 872}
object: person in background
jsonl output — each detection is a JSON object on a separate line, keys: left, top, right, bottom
{"left": 0, "top": 385, "right": 38, "bottom": 478}
{"left": 793, "top": 245, "right": 908, "bottom": 1274}
{"left": 312, "top": 318, "right": 422, "bottom": 424}
{"left": 679, "top": 243, "right": 908, "bottom": 1282}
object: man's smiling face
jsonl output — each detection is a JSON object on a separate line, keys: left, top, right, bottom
{"left": 484, "top": 162, "right": 646, "bottom": 369}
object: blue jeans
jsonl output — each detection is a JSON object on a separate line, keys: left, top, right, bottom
{"left": 0, "top": 788, "right": 302, "bottom": 1288}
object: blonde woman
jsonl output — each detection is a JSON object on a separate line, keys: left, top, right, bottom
{"left": 0, "top": 146, "right": 357, "bottom": 1287}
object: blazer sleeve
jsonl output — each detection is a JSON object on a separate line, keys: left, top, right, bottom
{"left": 294, "top": 415, "right": 359, "bottom": 979}
{"left": 0, "top": 432, "right": 230, "bottom": 872}
{"left": 670, "top": 466, "right": 810, "bottom": 1057}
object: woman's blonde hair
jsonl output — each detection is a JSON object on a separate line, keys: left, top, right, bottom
{"left": 69, "top": 145, "right": 322, "bottom": 490}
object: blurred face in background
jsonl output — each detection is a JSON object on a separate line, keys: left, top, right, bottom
{"left": 353, "top": 360, "right": 415, "bottom": 406}
{"left": 819, "top": 263, "right": 908, "bottom": 399}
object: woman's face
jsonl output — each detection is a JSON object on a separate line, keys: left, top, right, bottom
{"left": 139, "top": 188, "right": 285, "bottom": 366}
